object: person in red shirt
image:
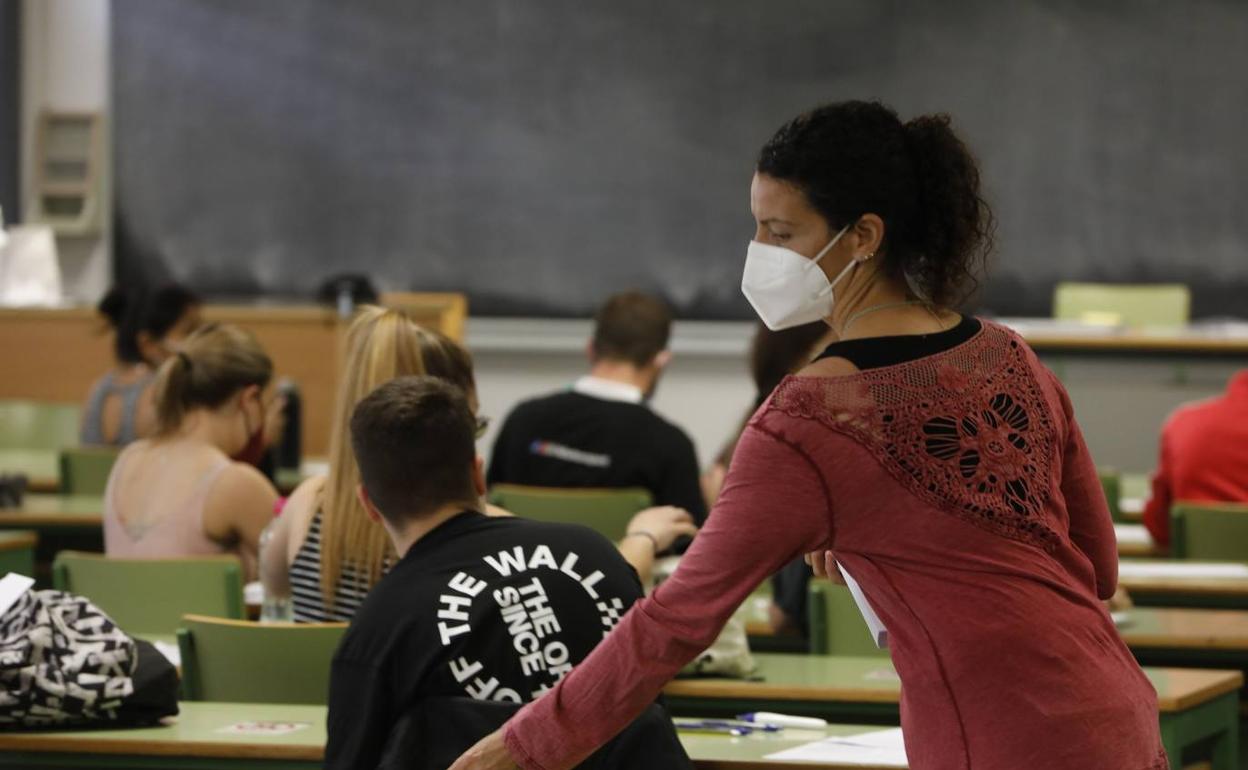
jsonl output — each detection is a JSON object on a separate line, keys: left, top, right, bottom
{"left": 451, "top": 100, "right": 1165, "bottom": 770}
{"left": 1142, "top": 371, "right": 1248, "bottom": 548}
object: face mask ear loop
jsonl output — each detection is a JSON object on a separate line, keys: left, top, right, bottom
{"left": 807, "top": 223, "right": 852, "bottom": 269}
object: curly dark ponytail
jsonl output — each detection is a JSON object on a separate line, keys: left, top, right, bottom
{"left": 757, "top": 101, "right": 994, "bottom": 308}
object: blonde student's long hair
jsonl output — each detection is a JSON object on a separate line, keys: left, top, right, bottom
{"left": 151, "top": 323, "right": 273, "bottom": 436}
{"left": 320, "top": 306, "right": 476, "bottom": 606}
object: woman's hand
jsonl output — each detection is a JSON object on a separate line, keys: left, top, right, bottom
{"left": 447, "top": 729, "right": 519, "bottom": 770}
{"left": 804, "top": 549, "right": 847, "bottom": 585}
{"left": 627, "top": 506, "right": 699, "bottom": 553}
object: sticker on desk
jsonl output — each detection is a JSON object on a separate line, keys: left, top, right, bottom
{"left": 216, "top": 721, "right": 312, "bottom": 736}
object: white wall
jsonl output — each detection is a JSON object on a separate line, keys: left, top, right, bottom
{"left": 21, "top": 0, "right": 111, "bottom": 302}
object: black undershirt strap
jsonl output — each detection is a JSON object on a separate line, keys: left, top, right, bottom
{"left": 814, "top": 315, "right": 982, "bottom": 370}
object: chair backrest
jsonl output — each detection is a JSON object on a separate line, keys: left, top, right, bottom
{"left": 806, "top": 581, "right": 890, "bottom": 658}
{"left": 177, "top": 614, "right": 347, "bottom": 704}
{"left": 59, "top": 445, "right": 121, "bottom": 495}
{"left": 51, "top": 552, "right": 243, "bottom": 637}
{"left": 1052, "top": 282, "right": 1190, "bottom": 328}
{"left": 0, "top": 400, "right": 80, "bottom": 450}
{"left": 1098, "top": 468, "right": 1123, "bottom": 523}
{"left": 1169, "top": 502, "right": 1248, "bottom": 561}
{"left": 487, "top": 484, "right": 653, "bottom": 542}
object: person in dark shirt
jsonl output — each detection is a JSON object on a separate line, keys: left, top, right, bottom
{"left": 326, "top": 376, "right": 662, "bottom": 769}
{"left": 487, "top": 291, "right": 707, "bottom": 521}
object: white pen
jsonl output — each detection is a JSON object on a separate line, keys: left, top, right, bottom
{"left": 736, "top": 711, "right": 828, "bottom": 729}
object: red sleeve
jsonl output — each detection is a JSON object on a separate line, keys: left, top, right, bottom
{"left": 1141, "top": 428, "right": 1174, "bottom": 548}
{"left": 1050, "top": 373, "right": 1117, "bottom": 599}
{"left": 503, "top": 422, "right": 833, "bottom": 770}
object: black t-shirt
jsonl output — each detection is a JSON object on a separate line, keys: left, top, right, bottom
{"left": 771, "top": 315, "right": 983, "bottom": 633}
{"left": 486, "top": 391, "right": 707, "bottom": 520}
{"left": 326, "top": 512, "right": 644, "bottom": 770}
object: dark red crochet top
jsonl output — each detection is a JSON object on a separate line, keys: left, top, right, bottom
{"left": 505, "top": 320, "right": 1167, "bottom": 770}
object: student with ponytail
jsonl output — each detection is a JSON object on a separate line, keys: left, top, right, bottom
{"left": 452, "top": 101, "right": 1165, "bottom": 770}
{"left": 103, "top": 323, "right": 279, "bottom": 578}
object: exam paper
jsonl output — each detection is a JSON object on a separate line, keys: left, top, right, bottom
{"left": 0, "top": 573, "right": 35, "bottom": 617}
{"left": 765, "top": 727, "right": 908, "bottom": 765}
{"left": 1118, "top": 562, "right": 1248, "bottom": 579}
{"left": 838, "top": 564, "right": 888, "bottom": 648}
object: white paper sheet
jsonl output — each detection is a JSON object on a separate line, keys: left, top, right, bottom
{"left": 1113, "top": 524, "right": 1153, "bottom": 546}
{"left": 1120, "top": 497, "right": 1145, "bottom": 515}
{"left": 837, "top": 564, "right": 888, "bottom": 648}
{"left": 1118, "top": 562, "right": 1248, "bottom": 579}
{"left": 0, "top": 573, "right": 35, "bottom": 617}
{"left": 765, "top": 727, "right": 907, "bottom": 765}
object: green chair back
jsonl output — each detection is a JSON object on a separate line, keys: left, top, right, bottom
{"left": 59, "top": 446, "right": 121, "bottom": 495}
{"left": 1169, "top": 502, "right": 1248, "bottom": 561}
{"left": 487, "top": 484, "right": 653, "bottom": 542}
{"left": 1098, "top": 468, "right": 1123, "bottom": 523}
{"left": 0, "top": 531, "right": 37, "bottom": 577}
{"left": 52, "top": 552, "right": 243, "bottom": 637}
{"left": 177, "top": 614, "right": 347, "bottom": 704}
{"left": 1052, "top": 282, "right": 1190, "bottom": 328}
{"left": 0, "top": 400, "right": 80, "bottom": 450}
{"left": 806, "top": 581, "right": 890, "bottom": 658}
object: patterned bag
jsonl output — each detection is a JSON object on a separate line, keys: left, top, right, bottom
{"left": 0, "top": 589, "right": 178, "bottom": 727}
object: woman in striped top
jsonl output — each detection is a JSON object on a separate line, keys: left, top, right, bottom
{"left": 261, "top": 306, "right": 479, "bottom": 622}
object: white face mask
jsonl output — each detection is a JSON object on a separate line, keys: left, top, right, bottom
{"left": 741, "top": 223, "right": 863, "bottom": 330}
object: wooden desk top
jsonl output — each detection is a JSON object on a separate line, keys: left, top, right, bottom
{"left": 0, "top": 494, "right": 103, "bottom": 528}
{"left": 1000, "top": 319, "right": 1248, "bottom": 356}
{"left": 0, "top": 449, "right": 58, "bottom": 493}
{"left": 0, "top": 700, "right": 903, "bottom": 770}
{"left": 679, "top": 723, "right": 901, "bottom": 770}
{"left": 1114, "top": 523, "right": 1161, "bottom": 557}
{"left": 1119, "top": 607, "right": 1248, "bottom": 652}
{"left": 0, "top": 701, "right": 326, "bottom": 761}
{"left": 1118, "top": 560, "right": 1248, "bottom": 597}
{"left": 0, "top": 530, "right": 36, "bottom": 551}
{"left": 664, "top": 654, "right": 1242, "bottom": 714}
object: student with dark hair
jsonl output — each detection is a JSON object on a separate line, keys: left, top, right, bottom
{"left": 326, "top": 376, "right": 682, "bottom": 769}
{"left": 103, "top": 323, "right": 278, "bottom": 577}
{"left": 487, "top": 291, "right": 706, "bottom": 521}
{"left": 453, "top": 101, "right": 1164, "bottom": 770}
{"left": 82, "top": 284, "right": 202, "bottom": 445}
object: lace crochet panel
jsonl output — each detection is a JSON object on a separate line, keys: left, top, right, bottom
{"left": 770, "top": 324, "right": 1061, "bottom": 551}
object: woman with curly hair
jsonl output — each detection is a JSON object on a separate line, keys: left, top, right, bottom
{"left": 452, "top": 101, "right": 1165, "bottom": 770}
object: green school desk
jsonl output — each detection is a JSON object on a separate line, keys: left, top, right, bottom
{"left": 1118, "top": 560, "right": 1248, "bottom": 610}
{"left": 662, "top": 654, "right": 1242, "bottom": 770}
{"left": 0, "top": 529, "right": 36, "bottom": 576}
{"left": 0, "top": 701, "right": 911, "bottom": 770}
{"left": 0, "top": 448, "right": 59, "bottom": 492}
{"left": 0, "top": 494, "right": 104, "bottom": 585}
{"left": 0, "top": 493, "right": 104, "bottom": 529}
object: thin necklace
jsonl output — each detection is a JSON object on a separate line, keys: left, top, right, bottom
{"left": 838, "top": 300, "right": 927, "bottom": 338}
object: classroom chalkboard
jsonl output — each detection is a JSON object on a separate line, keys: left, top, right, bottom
{"left": 113, "top": 0, "right": 1248, "bottom": 319}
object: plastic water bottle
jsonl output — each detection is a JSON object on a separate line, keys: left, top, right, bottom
{"left": 258, "top": 519, "right": 293, "bottom": 622}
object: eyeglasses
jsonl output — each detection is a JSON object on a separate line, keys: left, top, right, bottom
{"left": 475, "top": 415, "right": 491, "bottom": 439}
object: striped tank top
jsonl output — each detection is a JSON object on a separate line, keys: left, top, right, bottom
{"left": 289, "top": 510, "right": 378, "bottom": 623}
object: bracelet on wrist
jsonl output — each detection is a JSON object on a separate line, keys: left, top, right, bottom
{"left": 623, "top": 530, "right": 659, "bottom": 555}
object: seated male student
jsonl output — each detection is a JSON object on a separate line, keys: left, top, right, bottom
{"left": 326, "top": 376, "right": 676, "bottom": 769}
{"left": 487, "top": 291, "right": 707, "bottom": 521}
